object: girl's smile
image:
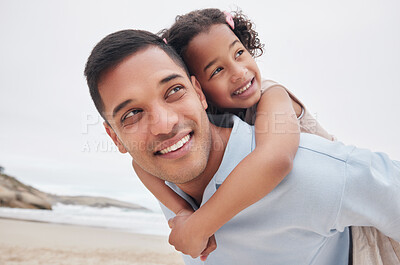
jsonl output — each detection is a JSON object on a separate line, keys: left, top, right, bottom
{"left": 232, "top": 77, "right": 256, "bottom": 98}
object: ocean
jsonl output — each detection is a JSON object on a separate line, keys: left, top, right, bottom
{"left": 0, "top": 203, "right": 170, "bottom": 236}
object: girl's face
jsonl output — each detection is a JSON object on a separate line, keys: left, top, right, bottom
{"left": 184, "top": 24, "right": 262, "bottom": 110}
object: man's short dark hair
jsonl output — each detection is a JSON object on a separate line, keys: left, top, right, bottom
{"left": 84, "top": 29, "right": 190, "bottom": 121}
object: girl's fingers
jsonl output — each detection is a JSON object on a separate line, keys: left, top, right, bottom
{"left": 200, "top": 235, "right": 217, "bottom": 260}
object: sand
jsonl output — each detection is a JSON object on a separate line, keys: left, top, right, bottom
{"left": 0, "top": 218, "right": 184, "bottom": 265}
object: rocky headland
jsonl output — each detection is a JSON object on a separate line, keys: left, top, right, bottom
{"left": 0, "top": 173, "right": 147, "bottom": 211}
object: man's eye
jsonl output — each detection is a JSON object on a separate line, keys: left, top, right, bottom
{"left": 122, "top": 109, "right": 142, "bottom": 122}
{"left": 166, "top": 85, "right": 186, "bottom": 102}
{"left": 235, "top": 50, "right": 244, "bottom": 59}
{"left": 211, "top": 67, "right": 223, "bottom": 78}
{"left": 167, "top": 86, "right": 183, "bottom": 97}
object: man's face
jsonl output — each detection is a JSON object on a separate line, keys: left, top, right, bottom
{"left": 99, "top": 47, "right": 212, "bottom": 184}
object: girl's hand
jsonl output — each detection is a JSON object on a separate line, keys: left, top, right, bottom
{"left": 168, "top": 211, "right": 217, "bottom": 259}
{"left": 200, "top": 235, "right": 217, "bottom": 261}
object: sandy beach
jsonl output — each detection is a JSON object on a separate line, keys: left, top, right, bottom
{"left": 0, "top": 218, "right": 184, "bottom": 265}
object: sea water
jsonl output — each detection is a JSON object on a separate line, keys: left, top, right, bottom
{"left": 0, "top": 203, "right": 170, "bottom": 236}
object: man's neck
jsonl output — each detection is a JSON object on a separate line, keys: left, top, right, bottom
{"left": 177, "top": 123, "right": 232, "bottom": 206}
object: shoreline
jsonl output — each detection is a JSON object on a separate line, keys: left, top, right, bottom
{"left": 0, "top": 217, "right": 184, "bottom": 265}
{"left": 0, "top": 204, "right": 171, "bottom": 236}
{"left": 0, "top": 215, "right": 138, "bottom": 233}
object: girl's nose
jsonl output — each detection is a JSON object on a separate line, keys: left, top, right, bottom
{"left": 231, "top": 65, "right": 248, "bottom": 83}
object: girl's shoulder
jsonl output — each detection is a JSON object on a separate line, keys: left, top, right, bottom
{"left": 260, "top": 79, "right": 303, "bottom": 111}
{"left": 260, "top": 79, "right": 283, "bottom": 94}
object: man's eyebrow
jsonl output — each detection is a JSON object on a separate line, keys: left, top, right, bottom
{"left": 203, "top": 40, "right": 240, "bottom": 73}
{"left": 112, "top": 99, "right": 132, "bottom": 118}
{"left": 160, "top": 73, "right": 184, "bottom": 84}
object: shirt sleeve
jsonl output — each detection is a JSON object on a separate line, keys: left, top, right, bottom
{"left": 335, "top": 146, "right": 400, "bottom": 241}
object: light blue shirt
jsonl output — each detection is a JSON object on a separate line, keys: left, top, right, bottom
{"left": 161, "top": 115, "right": 400, "bottom": 265}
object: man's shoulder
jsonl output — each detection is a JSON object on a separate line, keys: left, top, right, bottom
{"left": 298, "top": 133, "right": 355, "bottom": 163}
{"left": 208, "top": 113, "right": 255, "bottom": 146}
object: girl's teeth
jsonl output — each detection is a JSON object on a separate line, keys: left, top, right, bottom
{"left": 234, "top": 81, "right": 251, "bottom": 95}
{"left": 159, "top": 134, "right": 191, "bottom": 155}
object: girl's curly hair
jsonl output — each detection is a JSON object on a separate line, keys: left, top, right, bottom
{"left": 159, "top": 8, "right": 264, "bottom": 60}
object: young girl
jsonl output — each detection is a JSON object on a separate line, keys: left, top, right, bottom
{"left": 132, "top": 8, "right": 333, "bottom": 260}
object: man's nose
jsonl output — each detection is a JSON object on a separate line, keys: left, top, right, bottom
{"left": 230, "top": 64, "right": 248, "bottom": 83}
{"left": 148, "top": 104, "right": 179, "bottom": 136}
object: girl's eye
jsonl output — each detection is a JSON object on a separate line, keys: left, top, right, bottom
{"left": 211, "top": 67, "right": 223, "bottom": 78}
{"left": 235, "top": 50, "right": 244, "bottom": 59}
{"left": 121, "top": 109, "right": 143, "bottom": 125}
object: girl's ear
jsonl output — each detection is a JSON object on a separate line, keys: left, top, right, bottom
{"left": 190, "top": 75, "right": 208, "bottom": 110}
{"left": 103, "top": 121, "right": 128, "bottom": 153}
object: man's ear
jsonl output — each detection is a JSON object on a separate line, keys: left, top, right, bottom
{"left": 103, "top": 121, "right": 128, "bottom": 153}
{"left": 191, "top": 75, "right": 208, "bottom": 110}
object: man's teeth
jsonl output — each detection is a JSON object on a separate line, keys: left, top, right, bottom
{"left": 159, "top": 134, "right": 191, "bottom": 155}
{"left": 233, "top": 81, "right": 252, "bottom": 95}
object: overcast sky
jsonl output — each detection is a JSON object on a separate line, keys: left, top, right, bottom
{"left": 0, "top": 0, "right": 399, "bottom": 209}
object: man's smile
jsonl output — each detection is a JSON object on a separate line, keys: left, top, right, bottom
{"left": 154, "top": 130, "right": 194, "bottom": 159}
{"left": 157, "top": 133, "right": 192, "bottom": 155}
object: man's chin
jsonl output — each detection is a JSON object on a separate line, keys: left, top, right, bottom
{"left": 163, "top": 164, "right": 207, "bottom": 185}
{"left": 165, "top": 174, "right": 199, "bottom": 185}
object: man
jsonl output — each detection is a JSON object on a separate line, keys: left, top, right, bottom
{"left": 84, "top": 29, "right": 400, "bottom": 265}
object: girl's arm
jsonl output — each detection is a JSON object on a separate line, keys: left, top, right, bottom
{"left": 193, "top": 85, "right": 300, "bottom": 235}
{"left": 168, "top": 86, "right": 301, "bottom": 257}
{"left": 132, "top": 160, "right": 193, "bottom": 215}
{"left": 133, "top": 161, "right": 218, "bottom": 260}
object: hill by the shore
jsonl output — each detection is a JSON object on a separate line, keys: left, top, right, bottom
{"left": 0, "top": 173, "right": 147, "bottom": 211}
